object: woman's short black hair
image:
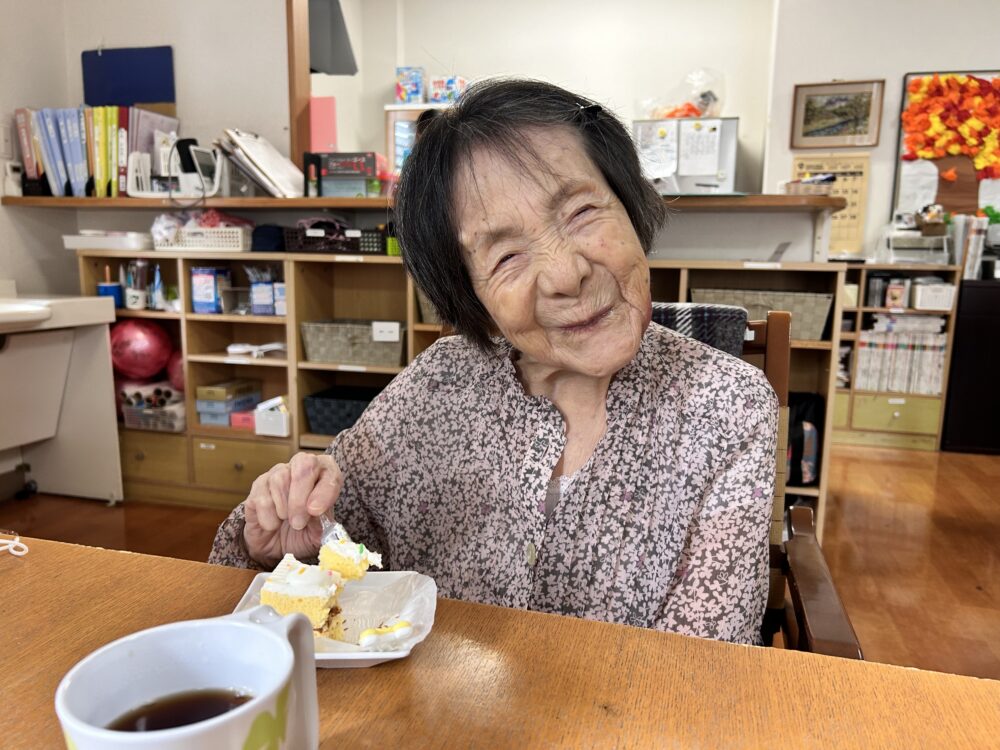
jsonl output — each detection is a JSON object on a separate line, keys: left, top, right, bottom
{"left": 393, "top": 77, "right": 667, "bottom": 352}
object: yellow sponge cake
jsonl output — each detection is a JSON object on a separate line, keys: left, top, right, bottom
{"left": 319, "top": 524, "right": 383, "bottom": 581}
{"left": 261, "top": 554, "right": 345, "bottom": 640}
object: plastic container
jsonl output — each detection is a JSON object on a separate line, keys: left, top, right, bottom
{"left": 63, "top": 232, "right": 153, "bottom": 251}
{"left": 122, "top": 402, "right": 186, "bottom": 433}
{"left": 154, "top": 226, "right": 252, "bottom": 252}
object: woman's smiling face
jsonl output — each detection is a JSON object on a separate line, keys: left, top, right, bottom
{"left": 455, "top": 126, "right": 652, "bottom": 378}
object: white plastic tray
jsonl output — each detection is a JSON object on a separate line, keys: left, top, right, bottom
{"left": 62, "top": 232, "right": 154, "bottom": 251}
{"left": 234, "top": 570, "right": 437, "bottom": 668}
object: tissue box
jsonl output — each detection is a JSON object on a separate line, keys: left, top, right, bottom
{"left": 196, "top": 379, "right": 261, "bottom": 401}
{"left": 191, "top": 267, "right": 231, "bottom": 314}
{"left": 195, "top": 393, "right": 261, "bottom": 414}
{"left": 198, "top": 411, "right": 231, "bottom": 427}
{"left": 230, "top": 411, "right": 255, "bottom": 431}
{"left": 429, "top": 75, "right": 467, "bottom": 103}
{"left": 395, "top": 66, "right": 425, "bottom": 103}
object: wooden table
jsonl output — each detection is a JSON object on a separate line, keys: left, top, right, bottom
{"left": 3, "top": 539, "right": 999, "bottom": 748}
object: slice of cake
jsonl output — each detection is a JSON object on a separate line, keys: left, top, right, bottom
{"left": 318, "top": 522, "right": 383, "bottom": 581}
{"left": 260, "top": 554, "right": 345, "bottom": 640}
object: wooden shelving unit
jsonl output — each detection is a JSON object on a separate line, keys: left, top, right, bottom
{"left": 833, "top": 263, "right": 961, "bottom": 452}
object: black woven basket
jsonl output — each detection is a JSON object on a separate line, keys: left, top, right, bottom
{"left": 303, "top": 386, "right": 382, "bottom": 435}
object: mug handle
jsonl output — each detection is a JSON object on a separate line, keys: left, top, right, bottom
{"left": 225, "top": 605, "right": 320, "bottom": 750}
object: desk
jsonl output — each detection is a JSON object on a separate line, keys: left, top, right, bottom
{"left": 3, "top": 539, "right": 998, "bottom": 748}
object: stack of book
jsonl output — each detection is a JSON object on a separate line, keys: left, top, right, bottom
{"left": 14, "top": 106, "right": 178, "bottom": 198}
{"left": 854, "top": 315, "right": 947, "bottom": 394}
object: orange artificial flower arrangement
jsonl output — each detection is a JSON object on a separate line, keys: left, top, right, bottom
{"left": 901, "top": 73, "right": 1000, "bottom": 180}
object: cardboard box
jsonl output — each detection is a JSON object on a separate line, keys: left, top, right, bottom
{"left": 195, "top": 379, "right": 262, "bottom": 401}
{"left": 230, "top": 410, "right": 255, "bottom": 431}
{"left": 429, "top": 75, "right": 467, "bottom": 103}
{"left": 198, "top": 411, "right": 230, "bottom": 426}
{"left": 195, "top": 393, "right": 261, "bottom": 414}
{"left": 395, "top": 67, "right": 425, "bottom": 103}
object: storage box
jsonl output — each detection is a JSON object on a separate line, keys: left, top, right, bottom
{"left": 300, "top": 319, "right": 405, "bottom": 367}
{"left": 318, "top": 177, "right": 381, "bottom": 198}
{"left": 307, "top": 152, "right": 385, "bottom": 178}
{"left": 274, "top": 282, "right": 287, "bottom": 316}
{"left": 429, "top": 75, "right": 467, "bottom": 103}
{"left": 304, "top": 386, "right": 381, "bottom": 435}
{"left": 195, "top": 393, "right": 261, "bottom": 414}
{"left": 250, "top": 282, "right": 275, "bottom": 315}
{"left": 230, "top": 410, "right": 255, "bottom": 431}
{"left": 395, "top": 66, "right": 425, "bottom": 103}
{"left": 122, "top": 402, "right": 186, "bottom": 433}
{"left": 689, "top": 288, "right": 834, "bottom": 340}
{"left": 198, "top": 411, "right": 231, "bottom": 426}
{"left": 195, "top": 379, "right": 262, "bottom": 401}
{"left": 191, "top": 267, "right": 231, "bottom": 313}
{"left": 255, "top": 408, "right": 291, "bottom": 437}
{"left": 912, "top": 283, "right": 956, "bottom": 310}
{"left": 283, "top": 226, "right": 383, "bottom": 254}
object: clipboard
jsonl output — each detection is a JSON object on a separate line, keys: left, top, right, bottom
{"left": 223, "top": 129, "right": 304, "bottom": 198}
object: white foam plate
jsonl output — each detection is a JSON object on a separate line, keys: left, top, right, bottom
{"left": 233, "top": 570, "right": 437, "bottom": 668}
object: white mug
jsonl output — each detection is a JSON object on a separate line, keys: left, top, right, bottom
{"left": 55, "top": 606, "right": 319, "bottom": 750}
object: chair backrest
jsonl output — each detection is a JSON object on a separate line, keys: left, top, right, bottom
{"left": 651, "top": 302, "right": 790, "bottom": 642}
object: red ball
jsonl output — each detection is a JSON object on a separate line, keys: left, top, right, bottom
{"left": 109, "top": 320, "right": 173, "bottom": 379}
{"left": 166, "top": 350, "right": 185, "bottom": 392}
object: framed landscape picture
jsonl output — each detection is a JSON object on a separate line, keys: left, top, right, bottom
{"left": 791, "top": 80, "right": 884, "bottom": 149}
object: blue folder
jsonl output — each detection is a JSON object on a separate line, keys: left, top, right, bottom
{"left": 81, "top": 46, "right": 175, "bottom": 106}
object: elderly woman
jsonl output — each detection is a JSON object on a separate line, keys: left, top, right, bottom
{"left": 210, "top": 79, "right": 776, "bottom": 645}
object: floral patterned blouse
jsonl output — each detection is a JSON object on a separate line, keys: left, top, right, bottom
{"left": 209, "top": 323, "right": 777, "bottom": 645}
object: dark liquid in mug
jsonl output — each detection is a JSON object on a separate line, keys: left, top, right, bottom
{"left": 106, "top": 688, "right": 252, "bottom": 732}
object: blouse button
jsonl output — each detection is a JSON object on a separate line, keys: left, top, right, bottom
{"left": 524, "top": 541, "right": 537, "bottom": 567}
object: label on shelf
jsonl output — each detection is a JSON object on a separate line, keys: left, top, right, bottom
{"left": 742, "top": 261, "right": 782, "bottom": 269}
{"left": 887, "top": 398, "right": 906, "bottom": 405}
{"left": 334, "top": 256, "right": 364, "bottom": 263}
{"left": 372, "top": 321, "right": 401, "bottom": 342}
{"left": 338, "top": 364, "right": 367, "bottom": 372}
{"left": 888, "top": 307, "right": 905, "bottom": 314}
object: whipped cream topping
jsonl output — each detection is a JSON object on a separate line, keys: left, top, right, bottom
{"left": 322, "top": 523, "right": 383, "bottom": 568}
{"left": 263, "top": 553, "right": 343, "bottom": 598}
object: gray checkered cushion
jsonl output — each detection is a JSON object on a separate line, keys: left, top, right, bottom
{"left": 650, "top": 302, "right": 748, "bottom": 358}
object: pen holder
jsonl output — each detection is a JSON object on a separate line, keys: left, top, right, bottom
{"left": 97, "top": 282, "right": 124, "bottom": 309}
{"left": 125, "top": 288, "right": 148, "bottom": 310}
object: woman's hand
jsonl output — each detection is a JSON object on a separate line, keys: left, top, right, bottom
{"left": 243, "top": 452, "right": 344, "bottom": 568}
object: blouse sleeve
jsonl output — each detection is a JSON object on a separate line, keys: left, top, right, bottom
{"left": 655, "top": 384, "right": 778, "bottom": 645}
{"left": 208, "top": 372, "right": 409, "bottom": 570}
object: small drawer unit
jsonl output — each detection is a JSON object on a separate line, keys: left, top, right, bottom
{"left": 850, "top": 395, "right": 941, "bottom": 435}
{"left": 119, "top": 431, "right": 189, "bottom": 483}
{"left": 193, "top": 438, "right": 292, "bottom": 493}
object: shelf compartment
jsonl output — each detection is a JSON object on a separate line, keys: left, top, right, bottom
{"left": 298, "top": 361, "right": 403, "bottom": 375}
{"left": 186, "top": 313, "right": 286, "bottom": 323}
{"left": 188, "top": 354, "right": 288, "bottom": 367}
{"left": 790, "top": 340, "right": 833, "bottom": 350}
{"left": 300, "top": 432, "right": 335, "bottom": 450}
{"left": 115, "top": 309, "right": 182, "bottom": 320}
{"left": 786, "top": 486, "right": 821, "bottom": 497}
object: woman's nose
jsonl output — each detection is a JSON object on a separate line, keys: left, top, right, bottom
{"left": 537, "top": 247, "right": 592, "bottom": 297}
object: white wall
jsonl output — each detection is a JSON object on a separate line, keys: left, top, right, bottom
{"left": 762, "top": 0, "right": 1000, "bottom": 255}
{"left": 326, "top": 0, "right": 775, "bottom": 192}
{"left": 0, "top": 0, "right": 78, "bottom": 295}
{"left": 62, "top": 0, "right": 289, "bottom": 154}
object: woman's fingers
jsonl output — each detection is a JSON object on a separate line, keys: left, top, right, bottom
{"left": 267, "top": 463, "right": 291, "bottom": 521}
{"left": 306, "top": 455, "right": 343, "bottom": 516}
{"left": 286, "top": 453, "right": 321, "bottom": 530}
{"left": 247, "top": 473, "right": 282, "bottom": 532}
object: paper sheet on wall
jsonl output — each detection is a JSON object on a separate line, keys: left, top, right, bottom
{"left": 978, "top": 178, "right": 1000, "bottom": 210}
{"left": 635, "top": 120, "right": 678, "bottom": 180}
{"left": 678, "top": 119, "right": 721, "bottom": 176}
{"left": 895, "top": 160, "right": 938, "bottom": 214}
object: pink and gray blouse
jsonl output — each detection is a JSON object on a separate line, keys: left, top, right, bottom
{"left": 210, "top": 324, "right": 777, "bottom": 645}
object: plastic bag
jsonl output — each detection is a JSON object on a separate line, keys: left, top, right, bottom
{"left": 639, "top": 68, "right": 725, "bottom": 119}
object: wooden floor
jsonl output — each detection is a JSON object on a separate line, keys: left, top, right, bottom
{"left": 2, "top": 445, "right": 998, "bottom": 679}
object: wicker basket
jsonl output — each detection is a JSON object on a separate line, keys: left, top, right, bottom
{"left": 122, "top": 402, "right": 186, "bottom": 433}
{"left": 300, "top": 319, "right": 405, "bottom": 366}
{"left": 154, "top": 226, "right": 252, "bottom": 252}
{"left": 690, "top": 288, "right": 833, "bottom": 340}
{"left": 304, "top": 386, "right": 381, "bottom": 435}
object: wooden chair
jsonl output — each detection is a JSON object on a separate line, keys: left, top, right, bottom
{"left": 652, "top": 303, "right": 863, "bottom": 659}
